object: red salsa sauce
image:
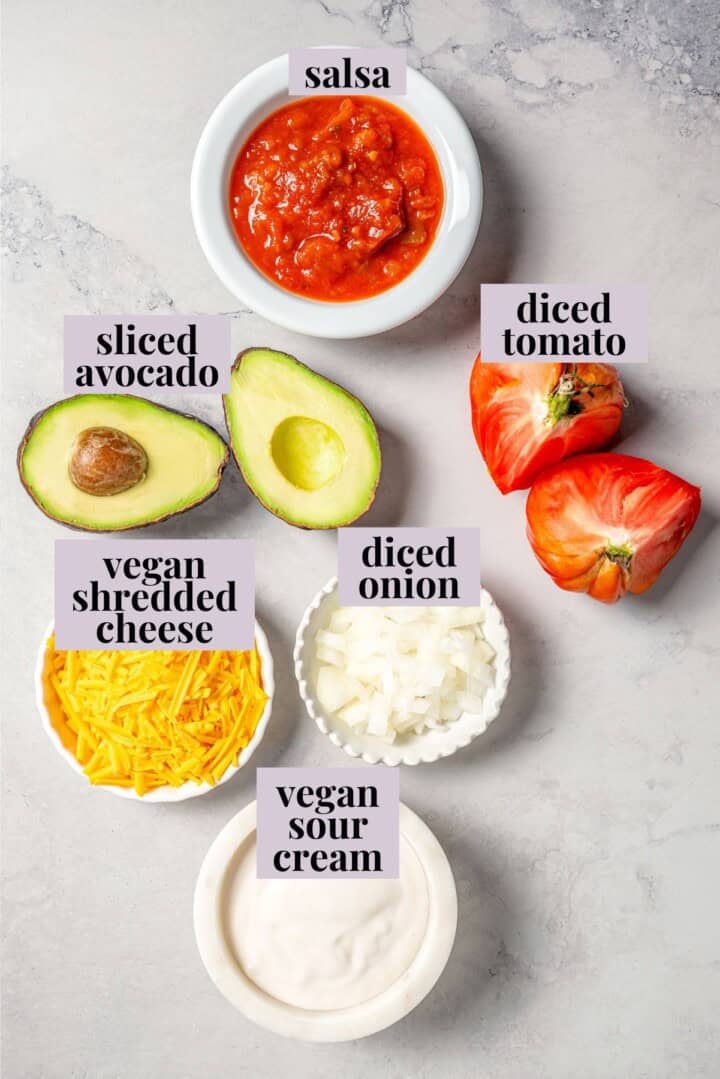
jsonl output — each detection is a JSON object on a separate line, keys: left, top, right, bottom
{"left": 228, "top": 96, "right": 444, "bottom": 302}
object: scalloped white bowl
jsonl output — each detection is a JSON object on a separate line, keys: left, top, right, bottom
{"left": 294, "top": 578, "right": 510, "bottom": 766}
{"left": 35, "top": 620, "right": 274, "bottom": 802}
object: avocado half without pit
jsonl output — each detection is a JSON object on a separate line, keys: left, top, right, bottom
{"left": 18, "top": 395, "right": 228, "bottom": 531}
{"left": 223, "top": 348, "right": 381, "bottom": 529}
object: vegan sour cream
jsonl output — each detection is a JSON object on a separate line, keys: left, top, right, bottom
{"left": 224, "top": 835, "right": 429, "bottom": 1011}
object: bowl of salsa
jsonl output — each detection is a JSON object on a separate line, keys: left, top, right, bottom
{"left": 192, "top": 55, "right": 482, "bottom": 338}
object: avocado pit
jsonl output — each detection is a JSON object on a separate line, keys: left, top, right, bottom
{"left": 69, "top": 426, "right": 148, "bottom": 496}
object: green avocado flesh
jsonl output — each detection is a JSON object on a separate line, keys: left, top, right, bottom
{"left": 224, "top": 349, "right": 381, "bottom": 529}
{"left": 19, "top": 395, "right": 228, "bottom": 531}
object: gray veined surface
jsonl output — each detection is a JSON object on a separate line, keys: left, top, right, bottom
{"left": 1, "top": 0, "right": 719, "bottom": 1077}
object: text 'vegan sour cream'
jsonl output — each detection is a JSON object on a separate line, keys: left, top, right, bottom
{"left": 224, "top": 835, "right": 429, "bottom": 1011}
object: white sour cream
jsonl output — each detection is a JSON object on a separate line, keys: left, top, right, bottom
{"left": 224, "top": 836, "right": 429, "bottom": 1011}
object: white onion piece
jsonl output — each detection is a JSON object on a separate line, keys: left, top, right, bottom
{"left": 313, "top": 606, "right": 496, "bottom": 742}
{"left": 316, "top": 644, "right": 344, "bottom": 667}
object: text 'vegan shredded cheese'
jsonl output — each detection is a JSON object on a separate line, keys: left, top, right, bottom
{"left": 42, "top": 636, "right": 267, "bottom": 796}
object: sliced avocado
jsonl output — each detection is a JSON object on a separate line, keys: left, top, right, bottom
{"left": 223, "top": 348, "right": 381, "bottom": 529}
{"left": 18, "top": 394, "right": 228, "bottom": 531}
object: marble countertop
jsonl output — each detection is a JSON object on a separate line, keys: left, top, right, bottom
{"left": 2, "top": 1, "right": 719, "bottom": 1076}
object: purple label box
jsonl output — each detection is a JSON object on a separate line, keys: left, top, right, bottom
{"left": 288, "top": 47, "right": 407, "bottom": 97}
{"left": 64, "top": 315, "right": 231, "bottom": 394}
{"left": 54, "top": 539, "right": 254, "bottom": 651}
{"left": 256, "top": 767, "right": 400, "bottom": 879}
{"left": 338, "top": 527, "right": 481, "bottom": 607}
{"left": 480, "top": 284, "right": 648, "bottom": 364}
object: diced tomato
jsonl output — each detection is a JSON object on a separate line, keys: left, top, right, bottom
{"left": 470, "top": 358, "right": 625, "bottom": 493}
{"left": 526, "top": 453, "right": 701, "bottom": 603}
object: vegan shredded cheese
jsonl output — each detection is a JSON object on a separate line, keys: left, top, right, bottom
{"left": 43, "top": 636, "right": 267, "bottom": 795}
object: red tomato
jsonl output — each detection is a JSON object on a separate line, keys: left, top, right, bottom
{"left": 526, "top": 453, "right": 701, "bottom": 603}
{"left": 469, "top": 358, "right": 625, "bottom": 493}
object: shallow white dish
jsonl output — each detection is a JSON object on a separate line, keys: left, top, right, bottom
{"left": 294, "top": 578, "right": 510, "bottom": 766}
{"left": 35, "top": 620, "right": 274, "bottom": 802}
{"left": 191, "top": 53, "right": 482, "bottom": 338}
{"left": 193, "top": 800, "right": 457, "bottom": 1041}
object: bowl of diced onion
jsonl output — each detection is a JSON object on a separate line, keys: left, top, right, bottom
{"left": 293, "top": 578, "right": 510, "bottom": 766}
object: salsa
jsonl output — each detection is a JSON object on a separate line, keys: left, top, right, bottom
{"left": 228, "top": 96, "right": 444, "bottom": 302}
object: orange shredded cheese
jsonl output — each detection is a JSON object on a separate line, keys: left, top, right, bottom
{"left": 43, "top": 636, "right": 268, "bottom": 796}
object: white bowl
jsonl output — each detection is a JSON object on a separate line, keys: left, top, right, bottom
{"left": 191, "top": 53, "right": 482, "bottom": 338}
{"left": 294, "top": 578, "right": 511, "bottom": 766}
{"left": 35, "top": 621, "right": 274, "bottom": 802}
{"left": 193, "top": 800, "right": 457, "bottom": 1041}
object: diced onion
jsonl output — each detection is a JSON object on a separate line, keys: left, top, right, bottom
{"left": 313, "top": 606, "right": 495, "bottom": 742}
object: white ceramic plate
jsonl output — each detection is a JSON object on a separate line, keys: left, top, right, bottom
{"left": 193, "top": 800, "right": 457, "bottom": 1041}
{"left": 294, "top": 577, "right": 511, "bottom": 766}
{"left": 35, "top": 621, "right": 274, "bottom": 802}
{"left": 191, "top": 53, "right": 482, "bottom": 338}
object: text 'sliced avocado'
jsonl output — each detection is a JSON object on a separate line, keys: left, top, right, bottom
{"left": 64, "top": 314, "right": 231, "bottom": 393}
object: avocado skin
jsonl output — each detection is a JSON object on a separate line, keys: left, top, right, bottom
{"left": 223, "top": 348, "right": 382, "bottom": 531}
{"left": 17, "top": 394, "right": 229, "bottom": 532}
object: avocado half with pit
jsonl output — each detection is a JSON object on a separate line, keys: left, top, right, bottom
{"left": 18, "top": 394, "right": 228, "bottom": 531}
{"left": 223, "top": 348, "right": 381, "bottom": 529}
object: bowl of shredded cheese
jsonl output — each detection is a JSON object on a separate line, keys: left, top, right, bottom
{"left": 35, "top": 622, "right": 274, "bottom": 800}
